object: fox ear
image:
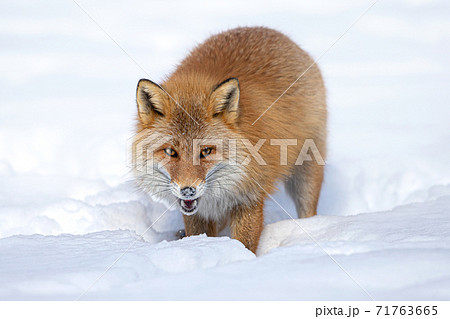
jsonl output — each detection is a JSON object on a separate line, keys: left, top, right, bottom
{"left": 136, "top": 79, "right": 167, "bottom": 123}
{"left": 210, "top": 78, "right": 240, "bottom": 124}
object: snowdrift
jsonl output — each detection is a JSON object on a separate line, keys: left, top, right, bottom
{"left": 1, "top": 193, "right": 449, "bottom": 300}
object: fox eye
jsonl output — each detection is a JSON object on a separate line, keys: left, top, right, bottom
{"left": 200, "top": 147, "right": 212, "bottom": 158}
{"left": 164, "top": 148, "right": 177, "bottom": 157}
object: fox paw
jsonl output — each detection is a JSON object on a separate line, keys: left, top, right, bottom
{"left": 176, "top": 229, "right": 186, "bottom": 239}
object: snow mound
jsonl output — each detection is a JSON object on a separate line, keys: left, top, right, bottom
{"left": 259, "top": 194, "right": 450, "bottom": 255}
{"left": 0, "top": 232, "right": 254, "bottom": 300}
{"left": 1, "top": 195, "right": 449, "bottom": 300}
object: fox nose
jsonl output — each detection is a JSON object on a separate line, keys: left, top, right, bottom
{"left": 180, "top": 187, "right": 196, "bottom": 197}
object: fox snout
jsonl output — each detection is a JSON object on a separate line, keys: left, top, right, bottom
{"left": 180, "top": 186, "right": 196, "bottom": 198}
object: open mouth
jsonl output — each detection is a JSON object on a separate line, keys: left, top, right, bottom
{"left": 179, "top": 198, "right": 199, "bottom": 216}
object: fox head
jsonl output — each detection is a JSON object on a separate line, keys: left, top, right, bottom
{"left": 132, "top": 77, "right": 251, "bottom": 219}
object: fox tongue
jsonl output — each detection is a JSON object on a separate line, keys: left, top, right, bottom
{"left": 183, "top": 200, "right": 194, "bottom": 209}
{"left": 181, "top": 199, "right": 196, "bottom": 211}
{"left": 180, "top": 198, "right": 198, "bottom": 216}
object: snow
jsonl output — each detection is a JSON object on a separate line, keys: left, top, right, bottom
{"left": 2, "top": 195, "right": 449, "bottom": 300}
{"left": 1, "top": 0, "right": 449, "bottom": 300}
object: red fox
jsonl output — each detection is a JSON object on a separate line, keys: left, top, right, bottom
{"left": 133, "top": 27, "right": 327, "bottom": 253}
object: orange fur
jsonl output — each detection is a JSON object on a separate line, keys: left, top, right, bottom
{"left": 134, "top": 27, "right": 327, "bottom": 253}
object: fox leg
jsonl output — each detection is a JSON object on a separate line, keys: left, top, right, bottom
{"left": 183, "top": 214, "right": 217, "bottom": 237}
{"left": 229, "top": 200, "right": 264, "bottom": 253}
{"left": 285, "top": 160, "right": 324, "bottom": 218}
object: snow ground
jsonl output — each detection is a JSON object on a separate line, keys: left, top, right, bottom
{"left": 1, "top": 194, "right": 450, "bottom": 300}
{"left": 0, "top": 0, "right": 449, "bottom": 300}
